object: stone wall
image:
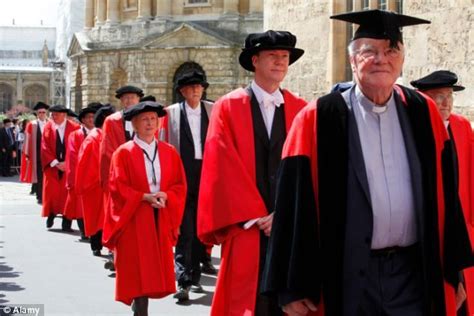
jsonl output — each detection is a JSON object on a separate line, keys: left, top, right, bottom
{"left": 265, "top": 0, "right": 474, "bottom": 121}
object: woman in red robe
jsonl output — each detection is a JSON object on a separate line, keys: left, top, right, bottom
{"left": 102, "top": 101, "right": 186, "bottom": 315}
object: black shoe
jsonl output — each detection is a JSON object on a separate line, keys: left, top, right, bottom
{"left": 92, "top": 250, "right": 101, "bottom": 256}
{"left": 61, "top": 227, "right": 74, "bottom": 232}
{"left": 79, "top": 235, "right": 90, "bottom": 242}
{"left": 190, "top": 283, "right": 204, "bottom": 293}
{"left": 46, "top": 214, "right": 55, "bottom": 228}
{"left": 173, "top": 286, "right": 190, "bottom": 301}
{"left": 201, "top": 261, "right": 217, "bottom": 275}
{"left": 104, "top": 259, "right": 115, "bottom": 271}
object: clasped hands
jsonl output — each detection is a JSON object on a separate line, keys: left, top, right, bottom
{"left": 142, "top": 191, "right": 167, "bottom": 209}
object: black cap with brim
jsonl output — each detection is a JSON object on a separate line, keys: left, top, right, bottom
{"left": 67, "top": 109, "right": 79, "bottom": 118}
{"left": 140, "top": 95, "right": 157, "bottom": 102}
{"left": 33, "top": 101, "right": 50, "bottom": 111}
{"left": 115, "top": 85, "right": 144, "bottom": 99}
{"left": 239, "top": 30, "right": 305, "bottom": 72}
{"left": 175, "top": 71, "right": 209, "bottom": 92}
{"left": 79, "top": 107, "right": 98, "bottom": 121}
{"left": 94, "top": 104, "right": 115, "bottom": 128}
{"left": 330, "top": 9, "right": 430, "bottom": 48}
{"left": 410, "top": 70, "right": 465, "bottom": 92}
{"left": 49, "top": 105, "right": 69, "bottom": 113}
{"left": 87, "top": 102, "right": 104, "bottom": 111}
{"left": 123, "top": 101, "right": 167, "bottom": 121}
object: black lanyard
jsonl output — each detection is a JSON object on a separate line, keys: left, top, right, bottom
{"left": 142, "top": 142, "right": 158, "bottom": 186}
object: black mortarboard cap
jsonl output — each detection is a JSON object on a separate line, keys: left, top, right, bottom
{"left": 123, "top": 101, "right": 167, "bottom": 121}
{"left": 49, "top": 105, "right": 69, "bottom": 113}
{"left": 410, "top": 70, "right": 465, "bottom": 92}
{"left": 115, "top": 85, "right": 144, "bottom": 99}
{"left": 94, "top": 104, "right": 116, "bottom": 128}
{"left": 239, "top": 30, "right": 305, "bottom": 72}
{"left": 33, "top": 101, "right": 50, "bottom": 111}
{"left": 87, "top": 102, "right": 104, "bottom": 111}
{"left": 330, "top": 9, "right": 430, "bottom": 48}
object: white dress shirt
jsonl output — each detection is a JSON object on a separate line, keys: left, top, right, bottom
{"left": 349, "top": 85, "right": 417, "bottom": 249}
{"left": 251, "top": 80, "right": 284, "bottom": 137}
{"left": 134, "top": 135, "right": 161, "bottom": 194}
{"left": 38, "top": 119, "right": 47, "bottom": 133}
{"left": 125, "top": 120, "right": 134, "bottom": 138}
{"left": 50, "top": 120, "right": 67, "bottom": 168}
{"left": 184, "top": 102, "right": 202, "bottom": 159}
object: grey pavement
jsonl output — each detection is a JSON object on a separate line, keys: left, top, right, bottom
{"left": 0, "top": 175, "right": 217, "bottom": 316}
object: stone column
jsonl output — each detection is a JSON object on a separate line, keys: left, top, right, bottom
{"left": 155, "top": 0, "right": 171, "bottom": 17}
{"left": 248, "top": 0, "right": 262, "bottom": 14}
{"left": 16, "top": 73, "right": 23, "bottom": 104}
{"left": 85, "top": 0, "right": 94, "bottom": 29}
{"left": 96, "top": 0, "right": 107, "bottom": 25}
{"left": 353, "top": 0, "right": 362, "bottom": 11}
{"left": 138, "top": 0, "right": 152, "bottom": 20}
{"left": 223, "top": 0, "right": 239, "bottom": 15}
{"left": 106, "top": 0, "right": 120, "bottom": 25}
{"left": 369, "top": 0, "right": 378, "bottom": 9}
{"left": 388, "top": 0, "right": 398, "bottom": 11}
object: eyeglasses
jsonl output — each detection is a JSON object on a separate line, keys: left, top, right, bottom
{"left": 356, "top": 47, "right": 401, "bottom": 59}
{"left": 431, "top": 93, "right": 453, "bottom": 104}
{"left": 37, "top": 111, "right": 47, "bottom": 114}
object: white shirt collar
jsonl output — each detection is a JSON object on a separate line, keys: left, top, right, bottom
{"left": 251, "top": 80, "right": 284, "bottom": 108}
{"left": 355, "top": 85, "right": 393, "bottom": 114}
{"left": 134, "top": 135, "right": 157, "bottom": 153}
{"left": 185, "top": 102, "right": 201, "bottom": 116}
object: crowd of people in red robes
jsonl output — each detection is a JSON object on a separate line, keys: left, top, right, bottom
{"left": 8, "top": 9, "right": 474, "bottom": 316}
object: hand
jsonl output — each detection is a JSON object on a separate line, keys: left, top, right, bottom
{"left": 283, "top": 299, "right": 318, "bottom": 316}
{"left": 1, "top": 148, "right": 5, "bottom": 153}
{"left": 455, "top": 282, "right": 467, "bottom": 311}
{"left": 257, "top": 213, "right": 274, "bottom": 236}
{"left": 56, "top": 162, "right": 66, "bottom": 172}
{"left": 12, "top": 151, "right": 16, "bottom": 158}
{"left": 142, "top": 191, "right": 167, "bottom": 209}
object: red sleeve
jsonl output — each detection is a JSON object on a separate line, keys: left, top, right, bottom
{"left": 76, "top": 133, "right": 100, "bottom": 194}
{"left": 197, "top": 96, "right": 267, "bottom": 245}
{"left": 65, "top": 131, "right": 81, "bottom": 189}
{"left": 99, "top": 114, "right": 124, "bottom": 189}
{"left": 40, "top": 122, "right": 57, "bottom": 170}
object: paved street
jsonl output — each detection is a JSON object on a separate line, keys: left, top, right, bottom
{"left": 0, "top": 176, "right": 217, "bottom": 315}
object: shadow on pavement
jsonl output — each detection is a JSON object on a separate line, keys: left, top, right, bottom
{"left": 0, "top": 261, "right": 25, "bottom": 304}
{"left": 175, "top": 289, "right": 214, "bottom": 307}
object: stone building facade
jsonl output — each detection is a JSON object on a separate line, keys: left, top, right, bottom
{"left": 68, "top": 0, "right": 263, "bottom": 111}
{"left": 0, "top": 26, "right": 57, "bottom": 113}
{"left": 264, "top": 0, "right": 474, "bottom": 120}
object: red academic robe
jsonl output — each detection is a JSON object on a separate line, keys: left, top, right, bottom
{"left": 76, "top": 128, "right": 104, "bottom": 237}
{"left": 197, "top": 87, "right": 306, "bottom": 316}
{"left": 19, "top": 141, "right": 30, "bottom": 183}
{"left": 262, "top": 86, "right": 474, "bottom": 316}
{"left": 449, "top": 114, "right": 474, "bottom": 316}
{"left": 64, "top": 128, "right": 87, "bottom": 219}
{"left": 102, "top": 140, "right": 187, "bottom": 305}
{"left": 41, "top": 120, "right": 80, "bottom": 217}
{"left": 22, "top": 120, "right": 46, "bottom": 183}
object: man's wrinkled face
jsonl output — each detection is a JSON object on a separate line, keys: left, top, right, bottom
{"left": 423, "top": 87, "right": 454, "bottom": 121}
{"left": 51, "top": 112, "right": 67, "bottom": 125}
{"left": 350, "top": 38, "right": 404, "bottom": 91}
{"left": 120, "top": 93, "right": 141, "bottom": 109}
{"left": 180, "top": 84, "right": 204, "bottom": 106}
{"left": 37, "top": 109, "right": 48, "bottom": 120}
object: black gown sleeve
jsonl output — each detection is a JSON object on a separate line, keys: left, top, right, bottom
{"left": 261, "top": 155, "right": 321, "bottom": 307}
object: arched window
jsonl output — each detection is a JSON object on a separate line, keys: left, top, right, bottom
{"left": 0, "top": 83, "right": 13, "bottom": 113}
{"left": 24, "top": 84, "right": 47, "bottom": 109}
{"left": 172, "top": 62, "right": 207, "bottom": 104}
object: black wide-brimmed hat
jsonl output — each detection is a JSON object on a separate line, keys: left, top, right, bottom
{"left": 239, "top": 30, "right": 305, "bottom": 72}
{"left": 49, "top": 105, "right": 69, "bottom": 113}
{"left": 330, "top": 9, "right": 430, "bottom": 48}
{"left": 79, "top": 107, "right": 99, "bottom": 122}
{"left": 94, "top": 104, "right": 115, "bottom": 128}
{"left": 123, "top": 101, "right": 167, "bottom": 121}
{"left": 175, "top": 70, "right": 209, "bottom": 92}
{"left": 115, "top": 85, "right": 144, "bottom": 99}
{"left": 33, "top": 101, "right": 50, "bottom": 111}
{"left": 410, "top": 70, "right": 465, "bottom": 92}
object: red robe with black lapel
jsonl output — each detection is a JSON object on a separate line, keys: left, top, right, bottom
{"left": 76, "top": 128, "right": 104, "bottom": 237}
{"left": 41, "top": 120, "right": 80, "bottom": 217}
{"left": 64, "top": 127, "right": 87, "bottom": 219}
{"left": 102, "top": 140, "right": 187, "bottom": 305}
{"left": 262, "top": 86, "right": 474, "bottom": 316}
{"left": 449, "top": 113, "right": 474, "bottom": 316}
{"left": 197, "top": 87, "right": 306, "bottom": 316}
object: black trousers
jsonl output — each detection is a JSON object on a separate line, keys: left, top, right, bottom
{"left": 0, "top": 147, "right": 13, "bottom": 176}
{"left": 36, "top": 162, "right": 43, "bottom": 203}
{"left": 90, "top": 230, "right": 103, "bottom": 251}
{"left": 175, "top": 201, "right": 205, "bottom": 287}
{"left": 357, "top": 245, "right": 423, "bottom": 316}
